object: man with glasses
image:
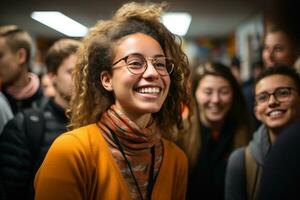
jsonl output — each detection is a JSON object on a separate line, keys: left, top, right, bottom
{"left": 225, "top": 66, "right": 300, "bottom": 200}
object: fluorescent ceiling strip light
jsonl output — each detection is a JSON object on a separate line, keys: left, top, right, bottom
{"left": 31, "top": 11, "right": 88, "bottom": 37}
{"left": 162, "top": 12, "right": 192, "bottom": 36}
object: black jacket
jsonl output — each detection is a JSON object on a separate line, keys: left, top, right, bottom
{"left": 2, "top": 86, "right": 45, "bottom": 115}
{"left": 0, "top": 98, "right": 68, "bottom": 200}
{"left": 259, "top": 120, "right": 300, "bottom": 200}
{"left": 187, "top": 121, "right": 236, "bottom": 200}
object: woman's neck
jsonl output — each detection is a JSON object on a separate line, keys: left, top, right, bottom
{"left": 200, "top": 113, "right": 224, "bottom": 131}
{"left": 131, "top": 113, "right": 152, "bottom": 128}
{"left": 114, "top": 104, "right": 153, "bottom": 128}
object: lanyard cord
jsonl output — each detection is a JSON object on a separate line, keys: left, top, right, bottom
{"left": 109, "top": 128, "right": 155, "bottom": 200}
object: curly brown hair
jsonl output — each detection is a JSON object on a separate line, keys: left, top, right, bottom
{"left": 67, "top": 2, "right": 191, "bottom": 135}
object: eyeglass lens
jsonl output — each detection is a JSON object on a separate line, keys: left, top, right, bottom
{"left": 126, "top": 54, "right": 173, "bottom": 76}
{"left": 256, "top": 87, "right": 292, "bottom": 104}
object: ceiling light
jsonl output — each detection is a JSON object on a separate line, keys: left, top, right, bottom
{"left": 162, "top": 12, "right": 192, "bottom": 36}
{"left": 31, "top": 11, "right": 88, "bottom": 37}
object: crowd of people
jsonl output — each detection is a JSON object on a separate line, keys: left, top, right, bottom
{"left": 0, "top": 1, "right": 299, "bottom": 200}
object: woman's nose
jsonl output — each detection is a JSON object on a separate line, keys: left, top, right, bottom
{"left": 142, "top": 61, "right": 160, "bottom": 78}
{"left": 210, "top": 92, "right": 220, "bottom": 103}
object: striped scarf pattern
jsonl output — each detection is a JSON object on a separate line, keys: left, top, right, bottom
{"left": 97, "top": 105, "right": 163, "bottom": 200}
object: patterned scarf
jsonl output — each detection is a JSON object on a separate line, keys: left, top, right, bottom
{"left": 97, "top": 105, "right": 163, "bottom": 200}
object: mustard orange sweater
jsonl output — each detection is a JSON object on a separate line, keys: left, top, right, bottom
{"left": 34, "top": 124, "right": 188, "bottom": 200}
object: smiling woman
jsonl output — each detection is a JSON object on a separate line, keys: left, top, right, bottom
{"left": 177, "top": 61, "right": 252, "bottom": 200}
{"left": 34, "top": 2, "right": 191, "bottom": 200}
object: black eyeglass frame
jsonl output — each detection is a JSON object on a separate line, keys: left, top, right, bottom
{"left": 255, "top": 87, "right": 297, "bottom": 105}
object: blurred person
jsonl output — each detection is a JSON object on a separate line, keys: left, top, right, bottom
{"left": 34, "top": 2, "right": 191, "bottom": 200}
{"left": 294, "top": 57, "right": 300, "bottom": 73}
{"left": 242, "top": 60, "right": 265, "bottom": 89}
{"left": 0, "top": 92, "right": 13, "bottom": 134}
{"left": 41, "top": 73, "right": 56, "bottom": 97}
{"left": 177, "top": 62, "right": 252, "bottom": 200}
{"left": 0, "top": 25, "right": 44, "bottom": 114}
{"left": 258, "top": 119, "right": 300, "bottom": 200}
{"left": 242, "top": 60, "right": 265, "bottom": 129}
{"left": 0, "top": 38, "right": 80, "bottom": 200}
{"left": 225, "top": 66, "right": 300, "bottom": 200}
{"left": 262, "top": 25, "right": 300, "bottom": 68}
{"left": 230, "top": 56, "right": 242, "bottom": 85}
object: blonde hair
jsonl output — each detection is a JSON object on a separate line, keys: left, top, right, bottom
{"left": 68, "top": 2, "right": 191, "bottom": 136}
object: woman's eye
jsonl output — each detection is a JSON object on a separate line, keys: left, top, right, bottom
{"left": 128, "top": 61, "right": 143, "bottom": 68}
{"left": 274, "top": 46, "right": 283, "bottom": 52}
{"left": 154, "top": 62, "right": 166, "bottom": 68}
{"left": 203, "top": 90, "right": 212, "bottom": 95}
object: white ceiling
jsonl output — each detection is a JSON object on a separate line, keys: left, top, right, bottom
{"left": 0, "top": 0, "right": 262, "bottom": 39}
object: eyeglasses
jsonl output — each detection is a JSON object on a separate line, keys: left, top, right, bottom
{"left": 255, "top": 87, "right": 296, "bottom": 105}
{"left": 112, "top": 53, "right": 174, "bottom": 76}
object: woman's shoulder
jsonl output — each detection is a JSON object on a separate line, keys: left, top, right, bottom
{"left": 161, "top": 138, "right": 188, "bottom": 163}
{"left": 50, "top": 124, "right": 101, "bottom": 153}
{"left": 162, "top": 138, "right": 184, "bottom": 151}
{"left": 59, "top": 123, "right": 99, "bottom": 140}
{"left": 160, "top": 139, "right": 188, "bottom": 176}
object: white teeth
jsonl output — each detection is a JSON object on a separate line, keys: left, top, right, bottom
{"left": 138, "top": 87, "right": 160, "bottom": 94}
{"left": 208, "top": 106, "right": 220, "bottom": 112}
{"left": 269, "top": 110, "right": 283, "bottom": 117}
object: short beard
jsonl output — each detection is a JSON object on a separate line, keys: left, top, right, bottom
{"left": 54, "top": 82, "right": 71, "bottom": 102}
{"left": 61, "top": 92, "right": 71, "bottom": 102}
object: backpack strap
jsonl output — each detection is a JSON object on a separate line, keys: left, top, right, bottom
{"left": 245, "top": 146, "right": 262, "bottom": 200}
{"left": 21, "top": 109, "right": 45, "bottom": 200}
{"left": 22, "top": 109, "right": 45, "bottom": 166}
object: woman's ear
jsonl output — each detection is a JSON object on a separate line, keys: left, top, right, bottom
{"left": 100, "top": 71, "right": 113, "bottom": 91}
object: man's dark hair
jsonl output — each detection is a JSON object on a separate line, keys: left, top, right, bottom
{"left": 45, "top": 39, "right": 80, "bottom": 74}
{"left": 254, "top": 65, "right": 300, "bottom": 94}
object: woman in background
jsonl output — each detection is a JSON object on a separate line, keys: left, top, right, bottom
{"left": 178, "top": 62, "right": 252, "bottom": 200}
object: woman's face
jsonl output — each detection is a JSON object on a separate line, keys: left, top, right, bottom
{"left": 263, "top": 31, "right": 297, "bottom": 67}
{"left": 195, "top": 75, "right": 233, "bottom": 126}
{"left": 101, "top": 33, "right": 170, "bottom": 122}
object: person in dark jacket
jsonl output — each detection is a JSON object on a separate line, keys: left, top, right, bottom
{"left": 225, "top": 66, "right": 300, "bottom": 200}
{"left": 0, "top": 25, "right": 45, "bottom": 114}
{"left": 0, "top": 38, "right": 80, "bottom": 200}
{"left": 258, "top": 119, "right": 300, "bottom": 200}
